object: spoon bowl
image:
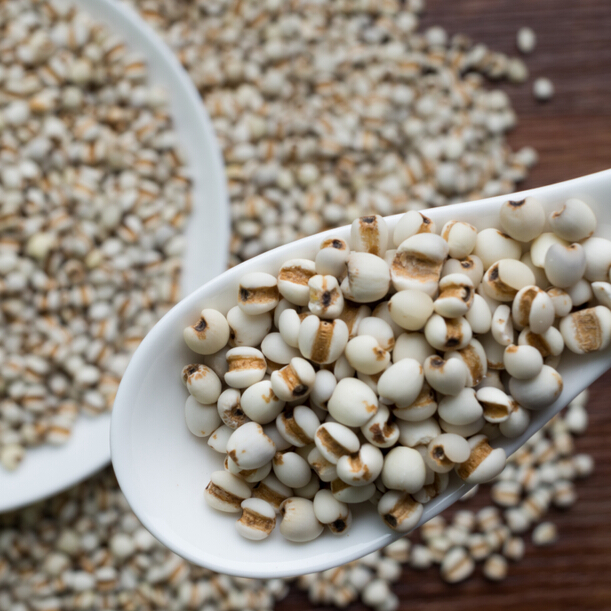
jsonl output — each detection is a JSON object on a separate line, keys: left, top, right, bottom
{"left": 111, "top": 169, "right": 611, "bottom": 579}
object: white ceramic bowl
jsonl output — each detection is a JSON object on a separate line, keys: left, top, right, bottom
{"left": 0, "top": 0, "right": 229, "bottom": 513}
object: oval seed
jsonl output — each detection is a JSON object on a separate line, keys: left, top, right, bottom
{"left": 185, "top": 396, "right": 222, "bottom": 438}
{"left": 491, "top": 304, "right": 514, "bottom": 346}
{"left": 226, "top": 421, "right": 276, "bottom": 469}
{"left": 308, "top": 274, "right": 344, "bottom": 319}
{"left": 336, "top": 444, "right": 384, "bottom": 487}
{"left": 307, "top": 446, "right": 338, "bottom": 483}
{"left": 441, "top": 220, "right": 477, "bottom": 260}
{"left": 544, "top": 243, "right": 586, "bottom": 289}
{"left": 445, "top": 339, "right": 488, "bottom": 387}
{"left": 549, "top": 198, "right": 596, "bottom": 242}
{"left": 315, "top": 237, "right": 350, "bottom": 278}
{"left": 361, "top": 404, "right": 400, "bottom": 448}
{"left": 434, "top": 274, "right": 474, "bottom": 318}
{"left": 391, "top": 233, "right": 449, "bottom": 296}
{"left": 183, "top": 308, "right": 230, "bottom": 355}
{"left": 437, "top": 388, "right": 483, "bottom": 426}
{"left": 442, "top": 255, "right": 484, "bottom": 287}
{"left": 567, "top": 278, "right": 593, "bottom": 307}
{"left": 226, "top": 306, "right": 272, "bottom": 347}
{"left": 547, "top": 287, "right": 572, "bottom": 317}
{"left": 183, "top": 363, "right": 222, "bottom": 405}
{"left": 341, "top": 252, "right": 391, "bottom": 303}
{"left": 225, "top": 457, "right": 272, "bottom": 484}
{"left": 277, "top": 308, "right": 302, "bottom": 348}
{"left": 276, "top": 404, "right": 320, "bottom": 447}
{"left": 236, "top": 498, "right": 276, "bottom": 541}
{"left": 313, "top": 489, "right": 352, "bottom": 535}
{"left": 455, "top": 435, "right": 506, "bottom": 484}
{"left": 350, "top": 214, "right": 389, "bottom": 257}
{"left": 378, "top": 358, "right": 424, "bottom": 408}
{"left": 298, "top": 315, "right": 349, "bottom": 364}
{"left": 381, "top": 446, "right": 426, "bottom": 493}
{"left": 397, "top": 417, "right": 442, "bottom": 448}
{"left": 328, "top": 377, "right": 379, "bottom": 427}
{"left": 251, "top": 474, "right": 293, "bottom": 512}
{"left": 309, "top": 369, "right": 337, "bottom": 410}
{"left": 530, "top": 232, "right": 569, "bottom": 268}
{"left": 512, "top": 285, "right": 555, "bottom": 334}
{"left": 314, "top": 422, "right": 360, "bottom": 465}
{"left": 499, "top": 196, "right": 545, "bottom": 242}
{"left": 423, "top": 355, "right": 468, "bottom": 396}
{"left": 518, "top": 325, "right": 564, "bottom": 357}
{"left": 393, "top": 332, "right": 436, "bottom": 365}
{"left": 389, "top": 289, "right": 434, "bottom": 331}
{"left": 224, "top": 346, "right": 267, "bottom": 389}
{"left": 560, "top": 306, "right": 611, "bottom": 354}
{"left": 208, "top": 425, "right": 234, "bottom": 453}
{"left": 392, "top": 210, "right": 435, "bottom": 247}
{"left": 277, "top": 259, "right": 317, "bottom": 306}
{"left": 272, "top": 450, "right": 312, "bottom": 489}
{"left": 271, "top": 356, "right": 316, "bottom": 402}
{"left": 240, "top": 380, "right": 285, "bottom": 424}
{"left": 279, "top": 497, "right": 324, "bottom": 542}
{"left": 237, "top": 272, "right": 279, "bottom": 315}
{"left": 474, "top": 229, "right": 521, "bottom": 270}
{"left": 503, "top": 344, "right": 543, "bottom": 379}
{"left": 392, "top": 382, "right": 438, "bottom": 423}
{"left": 508, "top": 365, "right": 563, "bottom": 410}
{"left": 424, "top": 314, "right": 472, "bottom": 351}
{"left": 205, "top": 471, "right": 252, "bottom": 513}
{"left": 440, "top": 546, "right": 475, "bottom": 583}
{"left": 476, "top": 386, "right": 514, "bottom": 423}
{"left": 261, "top": 332, "right": 300, "bottom": 369}
{"left": 426, "top": 434, "right": 470, "bottom": 473}
{"left": 217, "top": 388, "right": 248, "bottom": 429}
{"left": 482, "top": 259, "right": 536, "bottom": 302}
{"left": 377, "top": 491, "right": 423, "bottom": 533}
{"left": 339, "top": 302, "right": 372, "bottom": 338}
{"left": 499, "top": 403, "right": 531, "bottom": 438}
{"left": 330, "top": 479, "right": 376, "bottom": 504}
{"left": 344, "top": 335, "right": 390, "bottom": 375}
{"left": 357, "top": 317, "right": 395, "bottom": 352}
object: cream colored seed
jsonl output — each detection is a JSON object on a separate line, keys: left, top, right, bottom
{"left": 560, "top": 306, "right": 611, "bottom": 354}
{"left": 270, "top": 357, "right": 316, "bottom": 402}
{"left": 238, "top": 272, "right": 280, "bottom": 315}
{"left": 434, "top": 273, "right": 474, "bottom": 318}
{"left": 441, "top": 220, "right": 477, "bottom": 260}
{"left": 236, "top": 498, "right": 276, "bottom": 540}
{"left": 377, "top": 491, "right": 423, "bottom": 533}
{"left": 183, "top": 309, "right": 230, "bottom": 355}
{"left": 482, "top": 259, "right": 536, "bottom": 302}
{"left": 393, "top": 211, "right": 436, "bottom": 247}
{"left": 550, "top": 198, "right": 596, "bottom": 242}
{"left": 341, "top": 252, "right": 391, "bottom": 303}
{"left": 532, "top": 521, "right": 558, "bottom": 546}
{"left": 391, "top": 233, "right": 449, "bottom": 296}
{"left": 483, "top": 554, "right": 508, "bottom": 581}
{"left": 279, "top": 497, "right": 324, "bottom": 542}
{"left": 315, "top": 237, "right": 350, "bottom": 278}
{"left": 308, "top": 274, "right": 344, "bottom": 319}
{"left": 350, "top": 214, "right": 389, "bottom": 257}
{"left": 499, "top": 196, "right": 545, "bottom": 242}
{"left": 440, "top": 547, "right": 475, "bottom": 583}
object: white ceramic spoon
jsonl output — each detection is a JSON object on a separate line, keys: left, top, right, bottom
{"left": 110, "top": 168, "right": 611, "bottom": 579}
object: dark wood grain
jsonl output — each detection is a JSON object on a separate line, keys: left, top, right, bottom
{"left": 277, "top": 1, "right": 611, "bottom": 609}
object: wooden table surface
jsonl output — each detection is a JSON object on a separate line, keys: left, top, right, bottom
{"left": 277, "top": 1, "right": 611, "bottom": 610}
